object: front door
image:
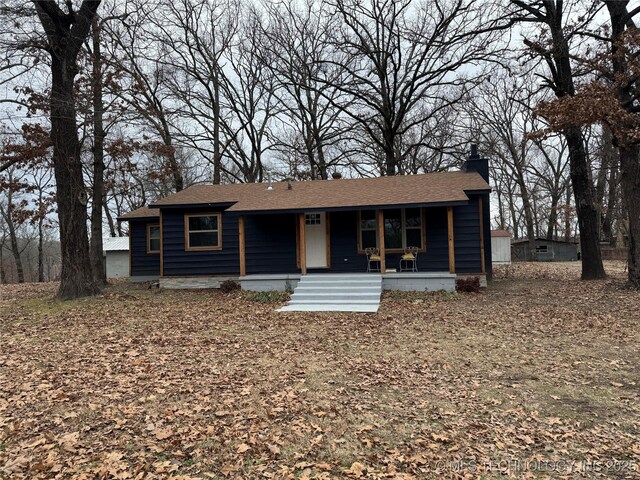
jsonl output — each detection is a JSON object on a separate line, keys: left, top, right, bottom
{"left": 304, "top": 212, "right": 328, "bottom": 268}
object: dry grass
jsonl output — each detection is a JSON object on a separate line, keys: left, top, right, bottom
{"left": 1, "top": 261, "right": 639, "bottom": 479}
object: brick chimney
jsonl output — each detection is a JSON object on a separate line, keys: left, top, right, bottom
{"left": 462, "top": 144, "right": 489, "bottom": 183}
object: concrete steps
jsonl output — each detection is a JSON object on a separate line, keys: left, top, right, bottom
{"left": 278, "top": 274, "right": 382, "bottom": 313}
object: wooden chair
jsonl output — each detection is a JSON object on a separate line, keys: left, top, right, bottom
{"left": 399, "top": 246, "right": 419, "bottom": 272}
{"left": 365, "top": 247, "right": 381, "bottom": 272}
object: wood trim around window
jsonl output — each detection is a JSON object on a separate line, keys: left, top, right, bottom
{"left": 356, "top": 208, "right": 427, "bottom": 254}
{"left": 184, "top": 213, "right": 222, "bottom": 251}
{"left": 147, "top": 223, "right": 161, "bottom": 254}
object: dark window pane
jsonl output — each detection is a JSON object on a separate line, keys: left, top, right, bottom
{"left": 361, "top": 219, "right": 376, "bottom": 230}
{"left": 405, "top": 208, "right": 421, "bottom": 228}
{"left": 149, "top": 225, "right": 160, "bottom": 239}
{"left": 189, "top": 215, "right": 218, "bottom": 231}
{"left": 385, "top": 209, "right": 401, "bottom": 220}
{"left": 361, "top": 230, "right": 377, "bottom": 249}
{"left": 383, "top": 209, "right": 402, "bottom": 249}
{"left": 149, "top": 238, "right": 161, "bottom": 252}
{"left": 189, "top": 231, "right": 218, "bottom": 248}
{"left": 360, "top": 210, "right": 375, "bottom": 220}
{"left": 406, "top": 229, "right": 422, "bottom": 249}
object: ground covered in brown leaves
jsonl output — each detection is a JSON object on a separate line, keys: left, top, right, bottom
{"left": 1, "top": 262, "right": 639, "bottom": 479}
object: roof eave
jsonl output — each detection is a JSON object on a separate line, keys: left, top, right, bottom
{"left": 228, "top": 199, "right": 471, "bottom": 215}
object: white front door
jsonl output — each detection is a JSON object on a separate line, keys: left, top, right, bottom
{"left": 304, "top": 212, "right": 328, "bottom": 268}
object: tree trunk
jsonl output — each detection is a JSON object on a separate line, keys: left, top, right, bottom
{"left": 619, "top": 146, "right": 640, "bottom": 287}
{"left": 213, "top": 72, "right": 222, "bottom": 184}
{"left": 546, "top": 192, "right": 561, "bottom": 240}
{"left": 604, "top": 0, "right": 640, "bottom": 287}
{"left": 0, "top": 242, "right": 5, "bottom": 284}
{"left": 50, "top": 53, "right": 99, "bottom": 299}
{"left": 605, "top": 151, "right": 619, "bottom": 246}
{"left": 90, "top": 16, "right": 107, "bottom": 286}
{"left": 7, "top": 215, "right": 24, "bottom": 283}
{"left": 565, "top": 127, "right": 606, "bottom": 279}
{"left": 37, "top": 214, "right": 44, "bottom": 282}
{"left": 34, "top": 0, "right": 101, "bottom": 299}
{"left": 564, "top": 185, "right": 572, "bottom": 242}
{"left": 104, "top": 201, "right": 116, "bottom": 237}
{"left": 2, "top": 195, "right": 25, "bottom": 283}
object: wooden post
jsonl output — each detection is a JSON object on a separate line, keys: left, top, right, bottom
{"left": 447, "top": 206, "right": 455, "bottom": 274}
{"left": 298, "top": 213, "right": 307, "bottom": 275}
{"left": 478, "top": 198, "right": 485, "bottom": 274}
{"left": 238, "top": 215, "right": 246, "bottom": 277}
{"left": 377, "top": 209, "right": 386, "bottom": 273}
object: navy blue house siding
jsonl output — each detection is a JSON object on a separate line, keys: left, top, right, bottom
{"left": 161, "top": 207, "right": 240, "bottom": 276}
{"left": 324, "top": 207, "right": 451, "bottom": 273}
{"left": 453, "top": 198, "right": 482, "bottom": 273}
{"left": 129, "top": 219, "right": 160, "bottom": 277}
{"left": 325, "top": 211, "right": 367, "bottom": 272}
{"left": 245, "top": 214, "right": 298, "bottom": 274}
{"left": 153, "top": 201, "right": 488, "bottom": 277}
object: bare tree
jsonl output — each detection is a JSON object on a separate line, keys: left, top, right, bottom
{"left": 218, "top": 10, "right": 279, "bottom": 183}
{"left": 102, "top": 0, "right": 185, "bottom": 192}
{"left": 321, "top": 0, "right": 503, "bottom": 176}
{"left": 509, "top": 0, "right": 606, "bottom": 279}
{"left": 29, "top": 0, "right": 102, "bottom": 298}
{"left": 153, "top": 0, "right": 239, "bottom": 184}
{"left": 262, "top": 0, "right": 352, "bottom": 180}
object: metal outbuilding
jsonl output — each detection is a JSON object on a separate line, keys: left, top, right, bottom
{"left": 103, "top": 237, "right": 130, "bottom": 278}
{"left": 491, "top": 230, "right": 512, "bottom": 265}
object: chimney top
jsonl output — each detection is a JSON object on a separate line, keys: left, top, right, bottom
{"left": 470, "top": 144, "right": 479, "bottom": 159}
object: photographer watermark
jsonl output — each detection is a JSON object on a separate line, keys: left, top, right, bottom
{"left": 429, "top": 458, "right": 638, "bottom": 473}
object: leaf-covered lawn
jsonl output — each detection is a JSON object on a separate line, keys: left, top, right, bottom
{"left": 1, "top": 262, "right": 639, "bottom": 479}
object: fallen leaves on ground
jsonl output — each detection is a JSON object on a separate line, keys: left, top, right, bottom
{"left": 0, "top": 261, "right": 638, "bottom": 479}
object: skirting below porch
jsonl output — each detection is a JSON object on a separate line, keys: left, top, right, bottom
{"left": 158, "top": 273, "right": 486, "bottom": 291}
{"left": 160, "top": 276, "right": 238, "bottom": 289}
{"left": 240, "top": 272, "right": 461, "bottom": 293}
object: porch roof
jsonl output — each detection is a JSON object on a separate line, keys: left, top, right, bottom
{"left": 147, "top": 171, "right": 489, "bottom": 213}
{"left": 117, "top": 206, "right": 159, "bottom": 220}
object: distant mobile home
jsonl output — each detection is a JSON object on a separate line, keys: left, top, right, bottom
{"left": 511, "top": 238, "right": 579, "bottom": 262}
{"left": 491, "top": 230, "right": 512, "bottom": 265}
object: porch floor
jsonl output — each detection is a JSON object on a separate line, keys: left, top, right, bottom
{"left": 277, "top": 273, "right": 382, "bottom": 313}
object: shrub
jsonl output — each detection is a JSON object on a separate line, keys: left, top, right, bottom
{"left": 455, "top": 276, "right": 481, "bottom": 293}
{"left": 219, "top": 280, "right": 241, "bottom": 293}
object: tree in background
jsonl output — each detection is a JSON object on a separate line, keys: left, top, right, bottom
{"left": 534, "top": 1, "right": 640, "bottom": 287}
{"left": 31, "top": 0, "right": 102, "bottom": 299}
{"left": 509, "top": 0, "right": 606, "bottom": 280}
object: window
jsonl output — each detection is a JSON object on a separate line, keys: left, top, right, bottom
{"left": 147, "top": 224, "right": 160, "bottom": 253}
{"left": 305, "top": 213, "right": 321, "bottom": 225}
{"left": 358, "top": 208, "right": 424, "bottom": 252}
{"left": 185, "top": 213, "right": 222, "bottom": 251}
{"left": 536, "top": 245, "right": 548, "bottom": 253}
{"left": 359, "top": 210, "right": 378, "bottom": 249}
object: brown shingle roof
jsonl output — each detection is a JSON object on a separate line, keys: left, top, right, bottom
{"left": 148, "top": 171, "right": 489, "bottom": 212}
{"left": 117, "top": 206, "right": 159, "bottom": 220}
{"left": 491, "top": 229, "right": 512, "bottom": 237}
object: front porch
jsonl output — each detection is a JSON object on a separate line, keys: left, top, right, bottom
{"left": 238, "top": 271, "right": 461, "bottom": 292}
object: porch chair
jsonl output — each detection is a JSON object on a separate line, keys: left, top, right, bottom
{"left": 365, "top": 247, "right": 381, "bottom": 272}
{"left": 399, "top": 246, "right": 419, "bottom": 272}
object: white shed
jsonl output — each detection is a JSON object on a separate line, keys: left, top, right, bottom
{"left": 103, "top": 237, "right": 130, "bottom": 278}
{"left": 491, "top": 230, "right": 512, "bottom": 265}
